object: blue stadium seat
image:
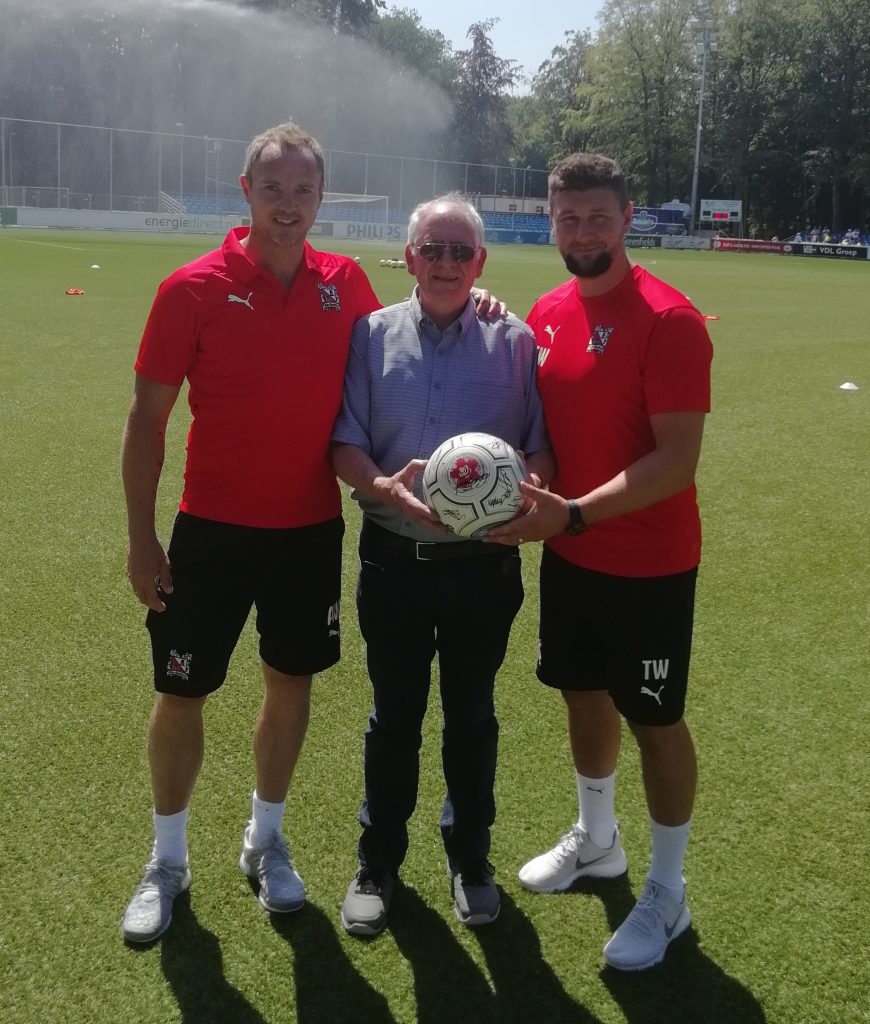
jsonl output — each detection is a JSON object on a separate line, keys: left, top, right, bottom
{"left": 481, "top": 212, "right": 550, "bottom": 232}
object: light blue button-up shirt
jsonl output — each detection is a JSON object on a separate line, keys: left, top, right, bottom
{"left": 332, "top": 287, "right": 550, "bottom": 541}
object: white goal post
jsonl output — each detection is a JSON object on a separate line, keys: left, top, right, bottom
{"left": 316, "top": 192, "right": 390, "bottom": 230}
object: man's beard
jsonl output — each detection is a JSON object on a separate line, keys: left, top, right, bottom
{"left": 563, "top": 249, "right": 613, "bottom": 279}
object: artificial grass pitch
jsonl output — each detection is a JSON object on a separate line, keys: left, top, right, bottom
{"left": 1, "top": 230, "right": 868, "bottom": 1024}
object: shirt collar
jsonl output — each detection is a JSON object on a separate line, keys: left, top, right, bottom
{"left": 222, "top": 227, "right": 317, "bottom": 286}
{"left": 410, "top": 286, "right": 476, "bottom": 337}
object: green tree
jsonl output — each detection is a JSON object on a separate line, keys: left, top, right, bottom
{"left": 238, "top": 0, "right": 385, "bottom": 32}
{"left": 583, "top": 0, "right": 696, "bottom": 204}
{"left": 315, "top": 0, "right": 385, "bottom": 33}
{"left": 704, "top": 0, "right": 804, "bottom": 236}
{"left": 796, "top": 0, "right": 870, "bottom": 231}
{"left": 365, "top": 7, "right": 457, "bottom": 92}
{"left": 450, "top": 19, "right": 521, "bottom": 188}
{"left": 507, "top": 29, "right": 594, "bottom": 178}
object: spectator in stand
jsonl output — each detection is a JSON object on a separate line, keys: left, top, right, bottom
{"left": 810, "top": 227, "right": 820, "bottom": 242}
{"left": 822, "top": 228, "right": 832, "bottom": 243}
{"left": 793, "top": 230, "right": 804, "bottom": 243}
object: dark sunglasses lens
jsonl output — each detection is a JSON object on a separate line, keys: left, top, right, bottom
{"left": 419, "top": 243, "right": 476, "bottom": 263}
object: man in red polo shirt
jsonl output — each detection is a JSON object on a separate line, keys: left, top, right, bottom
{"left": 487, "top": 152, "right": 713, "bottom": 971}
{"left": 120, "top": 123, "right": 383, "bottom": 943}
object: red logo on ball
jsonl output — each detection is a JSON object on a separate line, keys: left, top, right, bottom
{"left": 449, "top": 457, "right": 482, "bottom": 488}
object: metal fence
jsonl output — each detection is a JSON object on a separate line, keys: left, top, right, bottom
{"left": 0, "top": 116, "right": 549, "bottom": 218}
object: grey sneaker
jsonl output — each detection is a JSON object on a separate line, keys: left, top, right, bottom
{"left": 518, "top": 824, "right": 627, "bottom": 893}
{"left": 450, "top": 860, "right": 500, "bottom": 926}
{"left": 122, "top": 857, "right": 191, "bottom": 943}
{"left": 340, "top": 866, "right": 396, "bottom": 937}
{"left": 603, "top": 879, "right": 691, "bottom": 971}
{"left": 239, "top": 826, "right": 305, "bottom": 913}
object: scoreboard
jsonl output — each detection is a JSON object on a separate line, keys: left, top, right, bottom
{"left": 700, "top": 199, "right": 742, "bottom": 225}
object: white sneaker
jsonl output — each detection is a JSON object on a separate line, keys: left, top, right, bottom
{"left": 239, "top": 826, "right": 305, "bottom": 913}
{"left": 603, "top": 878, "right": 691, "bottom": 971}
{"left": 518, "top": 824, "right": 627, "bottom": 893}
{"left": 122, "top": 857, "right": 191, "bottom": 943}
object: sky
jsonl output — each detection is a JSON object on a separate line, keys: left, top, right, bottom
{"left": 402, "top": 1, "right": 604, "bottom": 88}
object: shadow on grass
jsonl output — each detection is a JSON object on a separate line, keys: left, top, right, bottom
{"left": 158, "top": 892, "right": 267, "bottom": 1024}
{"left": 389, "top": 885, "right": 604, "bottom": 1024}
{"left": 590, "top": 875, "right": 767, "bottom": 1024}
{"left": 270, "top": 902, "right": 395, "bottom": 1024}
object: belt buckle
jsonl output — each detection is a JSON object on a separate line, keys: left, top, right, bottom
{"left": 415, "top": 541, "right": 438, "bottom": 561}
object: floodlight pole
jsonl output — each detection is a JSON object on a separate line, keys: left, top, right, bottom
{"left": 689, "top": 20, "right": 713, "bottom": 236}
{"left": 176, "top": 122, "right": 184, "bottom": 208}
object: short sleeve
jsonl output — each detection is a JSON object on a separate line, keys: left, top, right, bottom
{"left": 331, "top": 315, "right": 374, "bottom": 452}
{"left": 134, "top": 275, "right": 199, "bottom": 387}
{"left": 643, "top": 306, "right": 713, "bottom": 415}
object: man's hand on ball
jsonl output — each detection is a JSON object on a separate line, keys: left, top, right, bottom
{"left": 484, "top": 482, "right": 569, "bottom": 545}
{"left": 375, "top": 460, "right": 447, "bottom": 533}
{"left": 126, "top": 538, "right": 173, "bottom": 612}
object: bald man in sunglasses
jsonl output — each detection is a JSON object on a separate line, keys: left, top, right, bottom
{"left": 331, "top": 194, "right": 553, "bottom": 936}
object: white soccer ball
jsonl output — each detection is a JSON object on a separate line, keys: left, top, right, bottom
{"left": 379, "top": 259, "right": 387, "bottom": 267}
{"left": 422, "top": 432, "right": 526, "bottom": 538}
{"left": 354, "top": 256, "right": 361, "bottom": 264}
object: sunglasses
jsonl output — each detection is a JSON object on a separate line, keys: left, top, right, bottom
{"left": 415, "top": 242, "right": 478, "bottom": 263}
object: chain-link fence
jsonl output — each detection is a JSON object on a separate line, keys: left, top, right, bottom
{"left": 0, "top": 117, "right": 549, "bottom": 220}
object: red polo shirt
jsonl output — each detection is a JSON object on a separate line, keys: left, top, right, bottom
{"left": 529, "top": 265, "right": 713, "bottom": 577}
{"left": 135, "top": 228, "right": 381, "bottom": 528}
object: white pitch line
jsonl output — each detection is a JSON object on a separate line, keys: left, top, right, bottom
{"left": 2, "top": 237, "right": 92, "bottom": 252}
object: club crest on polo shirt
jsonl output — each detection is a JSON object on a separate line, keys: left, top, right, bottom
{"left": 317, "top": 281, "right": 341, "bottom": 312}
{"left": 587, "top": 324, "right": 614, "bottom": 354}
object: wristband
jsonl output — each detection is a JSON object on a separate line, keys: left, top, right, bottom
{"left": 564, "top": 499, "right": 587, "bottom": 536}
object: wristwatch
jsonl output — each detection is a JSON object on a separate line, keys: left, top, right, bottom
{"left": 564, "top": 499, "right": 587, "bottom": 536}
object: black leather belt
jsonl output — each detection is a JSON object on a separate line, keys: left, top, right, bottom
{"left": 362, "top": 520, "right": 513, "bottom": 562}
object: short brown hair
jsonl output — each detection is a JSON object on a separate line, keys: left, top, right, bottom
{"left": 242, "top": 123, "right": 325, "bottom": 184}
{"left": 548, "top": 153, "right": 629, "bottom": 210}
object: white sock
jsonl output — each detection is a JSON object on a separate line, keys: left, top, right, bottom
{"left": 152, "top": 806, "right": 189, "bottom": 866}
{"left": 648, "top": 818, "right": 691, "bottom": 895}
{"left": 576, "top": 771, "right": 617, "bottom": 848}
{"left": 248, "top": 791, "right": 285, "bottom": 846}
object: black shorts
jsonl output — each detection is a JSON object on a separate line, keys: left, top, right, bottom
{"left": 536, "top": 547, "right": 698, "bottom": 726}
{"left": 147, "top": 512, "right": 345, "bottom": 697}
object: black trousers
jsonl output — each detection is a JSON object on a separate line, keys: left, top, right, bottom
{"left": 355, "top": 520, "right": 524, "bottom": 874}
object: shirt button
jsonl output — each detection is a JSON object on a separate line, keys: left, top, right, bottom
{"left": 433, "top": 383, "right": 442, "bottom": 391}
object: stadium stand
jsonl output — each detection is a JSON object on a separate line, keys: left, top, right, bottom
{"left": 482, "top": 212, "right": 550, "bottom": 233}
